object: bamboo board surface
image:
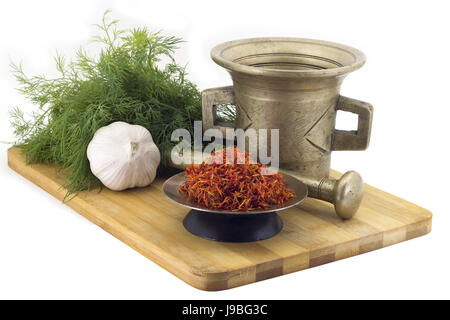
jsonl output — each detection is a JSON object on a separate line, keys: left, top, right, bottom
{"left": 7, "top": 146, "right": 432, "bottom": 291}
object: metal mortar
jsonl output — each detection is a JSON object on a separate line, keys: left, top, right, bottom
{"left": 202, "top": 37, "right": 373, "bottom": 219}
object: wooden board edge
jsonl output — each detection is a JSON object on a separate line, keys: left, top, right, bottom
{"left": 193, "top": 212, "right": 433, "bottom": 291}
{"left": 7, "top": 147, "right": 434, "bottom": 291}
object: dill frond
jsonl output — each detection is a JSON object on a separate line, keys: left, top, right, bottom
{"left": 9, "top": 11, "right": 207, "bottom": 198}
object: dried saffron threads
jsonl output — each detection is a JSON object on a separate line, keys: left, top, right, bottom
{"left": 179, "top": 147, "right": 295, "bottom": 211}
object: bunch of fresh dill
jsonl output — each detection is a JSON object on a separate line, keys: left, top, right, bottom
{"left": 9, "top": 11, "right": 210, "bottom": 198}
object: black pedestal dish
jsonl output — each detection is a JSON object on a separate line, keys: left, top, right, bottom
{"left": 183, "top": 209, "right": 283, "bottom": 242}
{"left": 162, "top": 171, "right": 307, "bottom": 242}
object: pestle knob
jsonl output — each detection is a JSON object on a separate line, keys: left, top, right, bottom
{"left": 327, "top": 171, "right": 364, "bottom": 219}
{"left": 310, "top": 171, "right": 364, "bottom": 219}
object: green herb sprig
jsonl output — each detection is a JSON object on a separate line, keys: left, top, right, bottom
{"left": 9, "top": 11, "right": 210, "bottom": 198}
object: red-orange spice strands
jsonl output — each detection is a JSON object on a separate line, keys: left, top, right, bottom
{"left": 179, "top": 147, "right": 295, "bottom": 212}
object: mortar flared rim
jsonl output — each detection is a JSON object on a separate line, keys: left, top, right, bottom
{"left": 211, "top": 37, "right": 366, "bottom": 79}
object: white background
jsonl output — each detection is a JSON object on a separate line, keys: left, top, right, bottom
{"left": 0, "top": 0, "right": 449, "bottom": 299}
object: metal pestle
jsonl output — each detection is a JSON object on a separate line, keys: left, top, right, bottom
{"left": 280, "top": 169, "right": 364, "bottom": 219}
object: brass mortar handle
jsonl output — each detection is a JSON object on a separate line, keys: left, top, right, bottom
{"left": 201, "top": 86, "right": 235, "bottom": 136}
{"left": 281, "top": 169, "right": 364, "bottom": 219}
{"left": 333, "top": 96, "right": 373, "bottom": 151}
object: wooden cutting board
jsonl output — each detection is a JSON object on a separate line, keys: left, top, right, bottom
{"left": 7, "top": 146, "right": 432, "bottom": 291}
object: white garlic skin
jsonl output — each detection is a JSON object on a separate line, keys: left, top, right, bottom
{"left": 87, "top": 121, "right": 160, "bottom": 191}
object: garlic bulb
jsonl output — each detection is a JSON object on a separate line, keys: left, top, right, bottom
{"left": 87, "top": 121, "right": 160, "bottom": 191}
